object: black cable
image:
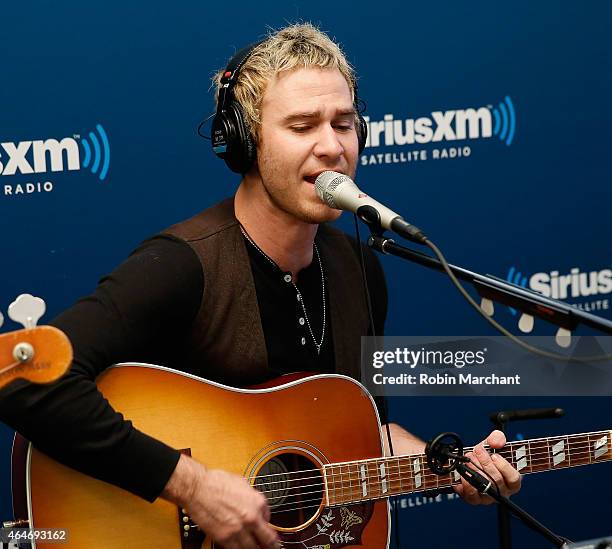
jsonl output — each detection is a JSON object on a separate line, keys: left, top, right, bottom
{"left": 423, "top": 238, "right": 612, "bottom": 363}
{"left": 353, "top": 213, "right": 402, "bottom": 549}
{"left": 197, "top": 112, "right": 216, "bottom": 140}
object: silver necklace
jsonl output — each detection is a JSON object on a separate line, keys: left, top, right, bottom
{"left": 239, "top": 225, "right": 326, "bottom": 355}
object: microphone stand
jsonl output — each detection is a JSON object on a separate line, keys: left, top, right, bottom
{"left": 490, "top": 408, "right": 565, "bottom": 549}
{"left": 426, "top": 433, "right": 569, "bottom": 548}
{"left": 356, "top": 205, "right": 612, "bottom": 336}
{"left": 455, "top": 461, "right": 568, "bottom": 547}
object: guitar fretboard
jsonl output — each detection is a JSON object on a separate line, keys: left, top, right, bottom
{"left": 323, "top": 430, "right": 612, "bottom": 506}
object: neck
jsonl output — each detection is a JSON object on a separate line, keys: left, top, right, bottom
{"left": 323, "top": 429, "right": 612, "bottom": 506}
{"left": 235, "top": 178, "right": 318, "bottom": 277}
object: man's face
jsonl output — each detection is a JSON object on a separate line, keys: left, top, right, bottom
{"left": 251, "top": 67, "right": 359, "bottom": 224}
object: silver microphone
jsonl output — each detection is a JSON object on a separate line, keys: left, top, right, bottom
{"left": 314, "top": 171, "right": 426, "bottom": 244}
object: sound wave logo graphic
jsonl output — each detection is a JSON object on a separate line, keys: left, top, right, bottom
{"left": 506, "top": 265, "right": 528, "bottom": 315}
{"left": 80, "top": 124, "right": 110, "bottom": 181}
{"left": 491, "top": 96, "right": 516, "bottom": 146}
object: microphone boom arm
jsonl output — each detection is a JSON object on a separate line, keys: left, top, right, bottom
{"left": 366, "top": 233, "right": 612, "bottom": 336}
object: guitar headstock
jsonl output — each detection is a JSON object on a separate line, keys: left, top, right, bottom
{"left": 0, "top": 294, "right": 73, "bottom": 390}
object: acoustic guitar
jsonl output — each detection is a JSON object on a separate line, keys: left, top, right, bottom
{"left": 13, "top": 364, "right": 612, "bottom": 548}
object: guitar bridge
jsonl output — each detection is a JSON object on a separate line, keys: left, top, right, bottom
{"left": 177, "top": 448, "right": 205, "bottom": 549}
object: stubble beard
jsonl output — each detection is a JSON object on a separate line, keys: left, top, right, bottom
{"left": 256, "top": 155, "right": 342, "bottom": 226}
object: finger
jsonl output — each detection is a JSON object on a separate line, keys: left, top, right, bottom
{"left": 459, "top": 452, "right": 481, "bottom": 502}
{"left": 262, "top": 502, "right": 271, "bottom": 523}
{"left": 225, "top": 531, "right": 259, "bottom": 549}
{"left": 491, "top": 453, "right": 522, "bottom": 493}
{"left": 484, "top": 429, "right": 506, "bottom": 449}
{"left": 473, "top": 444, "right": 504, "bottom": 487}
{"left": 253, "top": 519, "right": 280, "bottom": 548}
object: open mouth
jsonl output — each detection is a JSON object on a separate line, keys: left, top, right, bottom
{"left": 304, "top": 171, "right": 341, "bottom": 185}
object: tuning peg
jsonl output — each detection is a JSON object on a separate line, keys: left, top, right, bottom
{"left": 518, "top": 313, "right": 534, "bottom": 333}
{"left": 8, "top": 294, "right": 46, "bottom": 329}
{"left": 480, "top": 298, "right": 494, "bottom": 317}
{"left": 555, "top": 327, "right": 572, "bottom": 348}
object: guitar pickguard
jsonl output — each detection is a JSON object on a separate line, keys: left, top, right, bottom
{"left": 278, "top": 503, "right": 373, "bottom": 548}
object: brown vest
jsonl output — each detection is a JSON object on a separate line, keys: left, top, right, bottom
{"left": 164, "top": 198, "right": 369, "bottom": 386}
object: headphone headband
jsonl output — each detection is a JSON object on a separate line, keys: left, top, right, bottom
{"left": 211, "top": 39, "right": 368, "bottom": 174}
{"left": 217, "top": 40, "right": 266, "bottom": 114}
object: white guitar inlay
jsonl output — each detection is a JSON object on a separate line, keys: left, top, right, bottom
{"left": 413, "top": 458, "right": 422, "bottom": 489}
{"left": 515, "top": 445, "right": 528, "bottom": 471}
{"left": 379, "top": 463, "right": 388, "bottom": 494}
{"left": 360, "top": 465, "right": 368, "bottom": 497}
{"left": 594, "top": 435, "right": 608, "bottom": 460}
{"left": 453, "top": 470, "right": 461, "bottom": 482}
{"left": 552, "top": 439, "right": 566, "bottom": 466}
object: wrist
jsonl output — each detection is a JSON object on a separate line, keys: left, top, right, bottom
{"left": 160, "top": 453, "right": 205, "bottom": 508}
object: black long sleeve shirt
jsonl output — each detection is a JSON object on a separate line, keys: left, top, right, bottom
{"left": 0, "top": 231, "right": 387, "bottom": 502}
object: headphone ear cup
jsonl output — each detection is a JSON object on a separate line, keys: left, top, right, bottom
{"left": 356, "top": 113, "right": 368, "bottom": 154}
{"left": 211, "top": 102, "right": 256, "bottom": 174}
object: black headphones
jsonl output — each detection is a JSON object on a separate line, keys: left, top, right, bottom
{"left": 211, "top": 40, "right": 368, "bottom": 174}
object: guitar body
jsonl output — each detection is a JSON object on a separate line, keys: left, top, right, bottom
{"left": 24, "top": 364, "right": 390, "bottom": 548}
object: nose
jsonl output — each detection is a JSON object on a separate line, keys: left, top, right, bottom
{"left": 313, "top": 124, "right": 344, "bottom": 160}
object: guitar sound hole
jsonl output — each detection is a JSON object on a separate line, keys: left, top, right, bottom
{"left": 253, "top": 453, "right": 323, "bottom": 529}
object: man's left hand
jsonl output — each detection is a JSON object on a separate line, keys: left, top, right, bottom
{"left": 454, "top": 429, "right": 522, "bottom": 505}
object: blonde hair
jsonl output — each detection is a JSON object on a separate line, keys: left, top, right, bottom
{"left": 214, "top": 23, "right": 356, "bottom": 141}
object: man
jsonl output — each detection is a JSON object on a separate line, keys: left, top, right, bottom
{"left": 0, "top": 23, "right": 520, "bottom": 548}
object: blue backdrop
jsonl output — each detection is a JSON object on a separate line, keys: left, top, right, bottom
{"left": 1, "top": 1, "right": 611, "bottom": 546}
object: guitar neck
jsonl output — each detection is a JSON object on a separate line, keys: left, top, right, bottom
{"left": 324, "top": 430, "right": 612, "bottom": 506}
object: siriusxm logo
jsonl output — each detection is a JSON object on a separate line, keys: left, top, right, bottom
{"left": 506, "top": 265, "right": 612, "bottom": 315}
{"left": 0, "top": 124, "right": 110, "bottom": 181}
{"left": 364, "top": 96, "right": 516, "bottom": 148}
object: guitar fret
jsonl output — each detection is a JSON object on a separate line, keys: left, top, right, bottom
{"left": 328, "top": 465, "right": 337, "bottom": 505}
{"left": 333, "top": 464, "right": 341, "bottom": 505}
{"left": 397, "top": 457, "right": 403, "bottom": 495}
{"left": 572, "top": 434, "right": 591, "bottom": 466}
{"left": 395, "top": 457, "right": 408, "bottom": 494}
{"left": 370, "top": 459, "right": 383, "bottom": 498}
{"left": 526, "top": 440, "right": 533, "bottom": 474}
{"left": 339, "top": 465, "right": 350, "bottom": 503}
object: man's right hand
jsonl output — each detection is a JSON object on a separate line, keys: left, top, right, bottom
{"left": 162, "top": 453, "right": 280, "bottom": 548}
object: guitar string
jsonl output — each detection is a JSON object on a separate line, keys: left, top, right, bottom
{"left": 259, "top": 447, "right": 606, "bottom": 501}
{"left": 254, "top": 447, "right": 609, "bottom": 506}
{"left": 267, "top": 463, "right": 612, "bottom": 517}
{"left": 251, "top": 446, "right": 609, "bottom": 496}
{"left": 245, "top": 431, "right": 609, "bottom": 483}
{"left": 246, "top": 435, "right": 608, "bottom": 487}
{"left": 255, "top": 445, "right": 608, "bottom": 502}
{"left": 266, "top": 453, "right": 612, "bottom": 517}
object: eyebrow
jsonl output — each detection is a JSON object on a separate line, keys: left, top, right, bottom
{"left": 282, "top": 108, "right": 356, "bottom": 123}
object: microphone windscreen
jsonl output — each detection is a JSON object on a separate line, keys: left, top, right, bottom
{"left": 315, "top": 171, "right": 352, "bottom": 208}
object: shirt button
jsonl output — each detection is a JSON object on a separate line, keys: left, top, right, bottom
{"left": 301, "top": 337, "right": 306, "bottom": 345}
{"left": 284, "top": 274, "right": 292, "bottom": 283}
{"left": 299, "top": 317, "right": 305, "bottom": 326}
